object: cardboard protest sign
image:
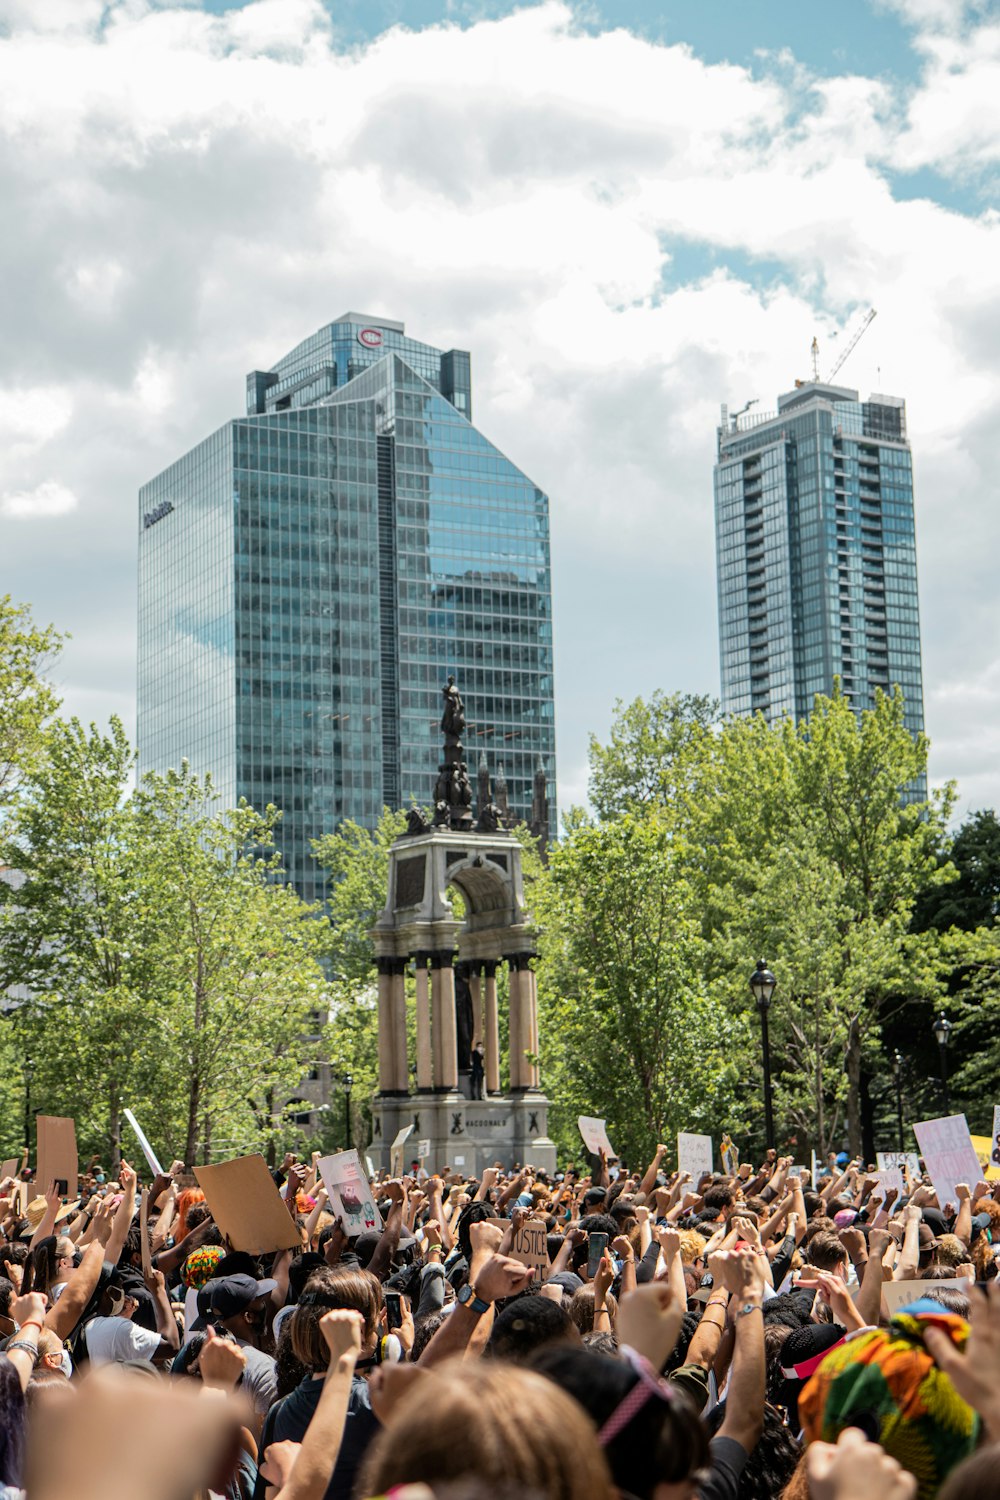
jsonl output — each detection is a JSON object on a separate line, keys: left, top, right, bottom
{"left": 36, "top": 1115, "right": 78, "bottom": 1199}
{"left": 390, "top": 1123, "right": 414, "bottom": 1176}
{"left": 318, "top": 1149, "right": 382, "bottom": 1235}
{"left": 139, "top": 1188, "right": 153, "bottom": 1279}
{"left": 0, "top": 1158, "right": 18, "bottom": 1181}
{"left": 677, "top": 1132, "right": 713, "bottom": 1182}
{"left": 508, "top": 1217, "right": 550, "bottom": 1287}
{"left": 882, "top": 1275, "right": 974, "bottom": 1315}
{"left": 577, "top": 1116, "right": 615, "bottom": 1157}
{"left": 876, "top": 1151, "right": 921, "bottom": 1176}
{"left": 913, "top": 1114, "right": 982, "bottom": 1211}
{"left": 364, "top": 1154, "right": 376, "bottom": 1178}
{"left": 417, "top": 1139, "right": 431, "bottom": 1161}
{"left": 194, "top": 1154, "right": 302, "bottom": 1254}
{"left": 123, "top": 1109, "right": 164, "bottom": 1179}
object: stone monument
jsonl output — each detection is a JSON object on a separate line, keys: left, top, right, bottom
{"left": 367, "top": 679, "right": 556, "bottom": 1175}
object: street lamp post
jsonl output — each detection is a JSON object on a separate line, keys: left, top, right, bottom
{"left": 892, "top": 1049, "right": 905, "bottom": 1152}
{"left": 932, "top": 1015, "right": 952, "bottom": 1113}
{"left": 341, "top": 1073, "right": 353, "bottom": 1150}
{"left": 749, "top": 960, "right": 777, "bottom": 1152}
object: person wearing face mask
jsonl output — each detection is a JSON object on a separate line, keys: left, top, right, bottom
{"left": 81, "top": 1268, "right": 180, "bottom": 1368}
{"left": 192, "top": 1273, "right": 278, "bottom": 1424}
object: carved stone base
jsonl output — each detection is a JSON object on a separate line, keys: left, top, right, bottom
{"left": 369, "top": 1091, "right": 556, "bottom": 1177}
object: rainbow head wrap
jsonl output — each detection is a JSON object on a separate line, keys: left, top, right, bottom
{"left": 799, "top": 1300, "right": 979, "bottom": 1500}
{"left": 182, "top": 1244, "right": 225, "bottom": 1290}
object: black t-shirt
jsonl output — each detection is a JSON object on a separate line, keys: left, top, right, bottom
{"left": 258, "top": 1372, "right": 379, "bottom": 1500}
{"left": 698, "top": 1436, "right": 748, "bottom": 1500}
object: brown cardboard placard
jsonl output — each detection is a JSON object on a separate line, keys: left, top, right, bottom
{"left": 36, "top": 1116, "right": 78, "bottom": 1199}
{"left": 194, "top": 1154, "right": 302, "bottom": 1254}
{"left": 139, "top": 1187, "right": 153, "bottom": 1279}
{"left": 0, "top": 1158, "right": 18, "bottom": 1182}
{"left": 509, "top": 1218, "right": 551, "bottom": 1287}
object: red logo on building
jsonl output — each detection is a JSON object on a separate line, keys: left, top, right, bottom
{"left": 358, "top": 328, "right": 384, "bottom": 348}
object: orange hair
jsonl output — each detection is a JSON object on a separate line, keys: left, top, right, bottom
{"left": 175, "top": 1187, "right": 205, "bottom": 1240}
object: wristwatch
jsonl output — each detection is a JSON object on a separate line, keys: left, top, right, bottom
{"left": 457, "top": 1283, "right": 491, "bottom": 1315}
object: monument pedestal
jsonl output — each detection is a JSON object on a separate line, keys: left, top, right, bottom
{"left": 370, "top": 1090, "right": 556, "bottom": 1177}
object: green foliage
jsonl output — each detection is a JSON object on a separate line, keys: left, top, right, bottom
{"left": 1, "top": 718, "right": 329, "bottom": 1165}
{"left": 588, "top": 690, "right": 717, "bottom": 821}
{"left": 535, "top": 813, "right": 748, "bottom": 1167}
{"left": 0, "top": 595, "right": 63, "bottom": 827}
{"left": 916, "top": 808, "right": 1000, "bottom": 932}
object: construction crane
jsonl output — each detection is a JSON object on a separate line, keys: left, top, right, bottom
{"left": 827, "top": 307, "right": 877, "bottom": 383}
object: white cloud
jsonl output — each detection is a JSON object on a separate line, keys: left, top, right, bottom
{"left": 0, "top": 479, "right": 78, "bottom": 519}
{"left": 0, "top": 0, "right": 998, "bottom": 815}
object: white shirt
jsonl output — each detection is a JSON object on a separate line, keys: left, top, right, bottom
{"left": 85, "top": 1316, "right": 162, "bottom": 1365}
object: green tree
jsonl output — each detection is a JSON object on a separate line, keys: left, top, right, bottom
{"left": 588, "top": 691, "right": 717, "bottom": 821}
{"left": 535, "top": 813, "right": 748, "bottom": 1166}
{"left": 2, "top": 718, "right": 329, "bottom": 1164}
{"left": 915, "top": 809, "right": 1000, "bottom": 932}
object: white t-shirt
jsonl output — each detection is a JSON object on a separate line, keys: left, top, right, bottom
{"left": 85, "top": 1316, "right": 162, "bottom": 1365}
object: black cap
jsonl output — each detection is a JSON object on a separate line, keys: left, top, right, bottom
{"left": 194, "top": 1273, "right": 277, "bottom": 1327}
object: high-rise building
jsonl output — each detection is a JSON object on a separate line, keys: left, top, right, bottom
{"left": 138, "top": 314, "right": 556, "bottom": 903}
{"left": 713, "top": 380, "right": 924, "bottom": 737}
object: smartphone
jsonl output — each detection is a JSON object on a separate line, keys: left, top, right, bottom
{"left": 385, "top": 1291, "right": 403, "bottom": 1330}
{"left": 587, "top": 1231, "right": 608, "bottom": 1278}
{"left": 54, "top": 1178, "right": 68, "bottom": 1197}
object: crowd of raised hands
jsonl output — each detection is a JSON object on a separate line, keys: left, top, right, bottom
{"left": 3, "top": 1143, "right": 1000, "bottom": 1498}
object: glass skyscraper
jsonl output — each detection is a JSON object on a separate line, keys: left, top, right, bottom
{"left": 138, "top": 314, "right": 556, "bottom": 903}
{"left": 713, "top": 380, "right": 924, "bottom": 738}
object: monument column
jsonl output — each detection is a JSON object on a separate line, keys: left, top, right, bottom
{"left": 506, "top": 954, "right": 527, "bottom": 1091}
{"left": 376, "top": 956, "right": 394, "bottom": 1094}
{"left": 431, "top": 949, "right": 458, "bottom": 1092}
{"left": 524, "top": 959, "right": 540, "bottom": 1089}
{"left": 391, "top": 959, "right": 408, "bottom": 1093}
{"left": 414, "top": 953, "right": 433, "bottom": 1091}
{"left": 483, "top": 960, "right": 501, "bottom": 1094}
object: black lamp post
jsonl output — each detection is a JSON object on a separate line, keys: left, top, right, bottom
{"left": 892, "top": 1048, "right": 905, "bottom": 1152}
{"left": 749, "top": 960, "right": 777, "bottom": 1151}
{"left": 341, "top": 1073, "right": 353, "bottom": 1150}
{"left": 932, "top": 1015, "right": 952, "bottom": 1113}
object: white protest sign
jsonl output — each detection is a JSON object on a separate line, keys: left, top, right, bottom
{"left": 991, "top": 1106, "right": 1000, "bottom": 1171}
{"left": 577, "top": 1116, "right": 615, "bottom": 1157}
{"left": 913, "top": 1114, "right": 982, "bottom": 1211}
{"left": 871, "top": 1167, "right": 904, "bottom": 1200}
{"left": 364, "top": 1155, "right": 376, "bottom": 1178}
{"left": 123, "top": 1109, "right": 164, "bottom": 1178}
{"left": 453, "top": 1155, "right": 466, "bottom": 1166}
{"left": 882, "top": 1274, "right": 974, "bottom": 1315}
{"left": 318, "top": 1148, "right": 383, "bottom": 1235}
{"left": 877, "top": 1151, "right": 921, "bottom": 1176}
{"left": 677, "top": 1132, "right": 713, "bottom": 1181}
{"left": 390, "top": 1123, "right": 414, "bottom": 1177}
{"left": 417, "top": 1139, "right": 431, "bottom": 1160}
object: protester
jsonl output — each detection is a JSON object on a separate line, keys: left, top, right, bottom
{"left": 4, "top": 1140, "right": 1000, "bottom": 1499}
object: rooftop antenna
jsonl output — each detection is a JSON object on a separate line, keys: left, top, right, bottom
{"left": 731, "top": 398, "right": 758, "bottom": 428}
{"left": 827, "top": 307, "right": 877, "bottom": 383}
{"left": 810, "top": 336, "right": 820, "bottom": 381}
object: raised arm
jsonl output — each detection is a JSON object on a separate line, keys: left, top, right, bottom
{"left": 714, "top": 1249, "right": 766, "bottom": 1453}
{"left": 638, "top": 1144, "right": 668, "bottom": 1199}
{"left": 104, "top": 1161, "right": 139, "bottom": 1267}
{"left": 270, "top": 1311, "right": 364, "bottom": 1500}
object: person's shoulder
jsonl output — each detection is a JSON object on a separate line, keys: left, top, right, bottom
{"left": 698, "top": 1435, "right": 749, "bottom": 1500}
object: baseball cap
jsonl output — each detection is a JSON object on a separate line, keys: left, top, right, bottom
{"left": 193, "top": 1273, "right": 277, "bottom": 1329}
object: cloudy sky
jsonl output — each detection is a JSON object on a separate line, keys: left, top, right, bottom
{"left": 2, "top": 0, "right": 999, "bottom": 818}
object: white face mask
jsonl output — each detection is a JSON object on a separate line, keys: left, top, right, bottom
{"left": 58, "top": 1349, "right": 73, "bottom": 1379}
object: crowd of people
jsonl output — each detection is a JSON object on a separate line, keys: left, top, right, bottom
{"left": 2, "top": 1143, "right": 1000, "bottom": 1499}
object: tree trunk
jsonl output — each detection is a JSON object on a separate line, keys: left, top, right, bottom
{"left": 184, "top": 1078, "right": 201, "bottom": 1167}
{"left": 109, "top": 1086, "right": 121, "bottom": 1174}
{"left": 814, "top": 1001, "right": 826, "bottom": 1158}
{"left": 846, "top": 1016, "right": 862, "bottom": 1158}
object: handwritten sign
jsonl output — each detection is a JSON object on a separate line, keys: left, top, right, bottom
{"left": 913, "top": 1114, "right": 982, "bottom": 1211}
{"left": 578, "top": 1116, "right": 615, "bottom": 1157}
{"left": 876, "top": 1151, "right": 921, "bottom": 1175}
{"left": 871, "top": 1168, "right": 904, "bottom": 1200}
{"left": 509, "top": 1218, "right": 550, "bottom": 1287}
{"left": 677, "top": 1132, "right": 713, "bottom": 1182}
